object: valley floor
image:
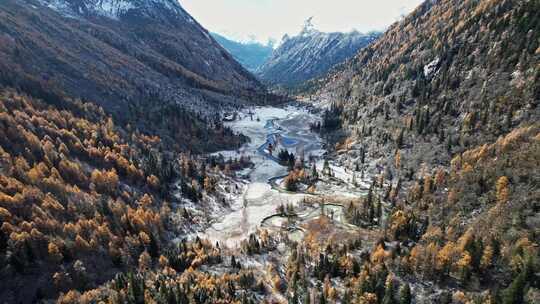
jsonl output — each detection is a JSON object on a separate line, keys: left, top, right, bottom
{"left": 177, "top": 105, "right": 390, "bottom": 302}
{"left": 195, "top": 105, "right": 375, "bottom": 248}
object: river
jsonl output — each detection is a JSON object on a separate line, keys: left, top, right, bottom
{"left": 199, "top": 106, "right": 368, "bottom": 248}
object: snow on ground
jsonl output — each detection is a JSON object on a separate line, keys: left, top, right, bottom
{"left": 201, "top": 182, "right": 307, "bottom": 248}
{"left": 200, "top": 106, "right": 323, "bottom": 247}
{"left": 211, "top": 105, "right": 322, "bottom": 183}
{"left": 199, "top": 105, "right": 374, "bottom": 248}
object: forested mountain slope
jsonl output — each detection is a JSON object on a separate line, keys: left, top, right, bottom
{"left": 303, "top": 0, "right": 540, "bottom": 301}
{"left": 0, "top": 2, "right": 269, "bottom": 300}
{"left": 0, "top": 0, "right": 271, "bottom": 152}
{"left": 0, "top": 89, "right": 210, "bottom": 301}
{"left": 316, "top": 0, "right": 539, "bottom": 172}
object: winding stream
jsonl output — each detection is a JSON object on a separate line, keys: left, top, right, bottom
{"left": 199, "top": 106, "right": 364, "bottom": 248}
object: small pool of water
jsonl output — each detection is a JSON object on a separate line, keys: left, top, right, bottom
{"left": 281, "top": 136, "right": 299, "bottom": 147}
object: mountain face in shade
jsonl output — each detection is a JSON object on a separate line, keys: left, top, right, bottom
{"left": 37, "top": 0, "right": 191, "bottom": 19}
{"left": 257, "top": 20, "right": 380, "bottom": 88}
{"left": 0, "top": 0, "right": 266, "bottom": 118}
{"left": 211, "top": 33, "right": 274, "bottom": 72}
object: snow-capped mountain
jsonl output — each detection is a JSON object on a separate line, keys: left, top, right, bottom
{"left": 0, "top": 0, "right": 265, "bottom": 118}
{"left": 257, "top": 20, "right": 380, "bottom": 88}
{"left": 37, "top": 0, "right": 193, "bottom": 20}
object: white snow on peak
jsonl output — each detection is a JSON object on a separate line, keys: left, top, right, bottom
{"left": 37, "top": 0, "right": 193, "bottom": 21}
{"left": 38, "top": 0, "right": 77, "bottom": 17}
{"left": 300, "top": 17, "right": 318, "bottom": 36}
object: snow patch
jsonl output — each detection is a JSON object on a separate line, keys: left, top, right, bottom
{"left": 37, "top": 0, "right": 190, "bottom": 20}
{"left": 423, "top": 57, "right": 440, "bottom": 78}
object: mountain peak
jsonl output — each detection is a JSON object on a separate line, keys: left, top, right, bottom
{"left": 300, "top": 16, "right": 318, "bottom": 36}
{"left": 258, "top": 27, "right": 380, "bottom": 87}
{"left": 37, "top": 0, "right": 191, "bottom": 20}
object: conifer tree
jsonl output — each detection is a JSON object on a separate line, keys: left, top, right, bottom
{"left": 399, "top": 283, "right": 411, "bottom": 304}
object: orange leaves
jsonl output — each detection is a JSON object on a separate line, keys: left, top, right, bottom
{"left": 456, "top": 251, "right": 472, "bottom": 278}
{"left": 359, "top": 292, "right": 378, "bottom": 304}
{"left": 336, "top": 137, "right": 354, "bottom": 151}
{"left": 450, "top": 154, "right": 462, "bottom": 175}
{"left": 0, "top": 207, "right": 11, "bottom": 221}
{"left": 496, "top": 125, "right": 538, "bottom": 153}
{"left": 147, "top": 175, "right": 160, "bottom": 190}
{"left": 75, "top": 235, "right": 91, "bottom": 252}
{"left": 496, "top": 176, "right": 509, "bottom": 204}
{"left": 0, "top": 175, "right": 24, "bottom": 195}
{"left": 41, "top": 193, "right": 65, "bottom": 213}
{"left": 63, "top": 222, "right": 78, "bottom": 239}
{"left": 434, "top": 168, "right": 446, "bottom": 187}
{"left": 480, "top": 245, "right": 494, "bottom": 271}
{"left": 272, "top": 273, "right": 285, "bottom": 293}
{"left": 139, "top": 231, "right": 151, "bottom": 246}
{"left": 371, "top": 244, "right": 389, "bottom": 264}
{"left": 48, "top": 242, "right": 63, "bottom": 263}
{"left": 21, "top": 128, "right": 41, "bottom": 155}
{"left": 0, "top": 90, "right": 181, "bottom": 287}
{"left": 436, "top": 242, "right": 457, "bottom": 273}
{"left": 13, "top": 156, "right": 30, "bottom": 181}
{"left": 137, "top": 194, "right": 153, "bottom": 208}
{"left": 58, "top": 159, "right": 87, "bottom": 186}
{"left": 104, "top": 151, "right": 136, "bottom": 179}
{"left": 447, "top": 188, "right": 458, "bottom": 205}
{"left": 125, "top": 203, "right": 162, "bottom": 238}
{"left": 283, "top": 168, "right": 307, "bottom": 191}
{"left": 90, "top": 168, "right": 118, "bottom": 194}
{"left": 27, "top": 162, "right": 50, "bottom": 185}
{"left": 9, "top": 231, "right": 30, "bottom": 246}
{"left": 0, "top": 192, "right": 16, "bottom": 208}
{"left": 395, "top": 149, "right": 402, "bottom": 169}
{"left": 462, "top": 112, "right": 475, "bottom": 132}
{"left": 202, "top": 176, "right": 214, "bottom": 193}
{"left": 423, "top": 174, "right": 433, "bottom": 195}
{"left": 388, "top": 210, "right": 410, "bottom": 241}
{"left": 0, "top": 222, "right": 16, "bottom": 235}
{"left": 158, "top": 255, "right": 169, "bottom": 268}
{"left": 57, "top": 290, "right": 82, "bottom": 304}
{"left": 138, "top": 251, "right": 152, "bottom": 272}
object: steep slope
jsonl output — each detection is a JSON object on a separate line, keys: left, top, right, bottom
{"left": 211, "top": 33, "right": 274, "bottom": 72}
{"left": 303, "top": 0, "right": 540, "bottom": 301}
{"left": 0, "top": 0, "right": 267, "bottom": 132}
{"left": 384, "top": 124, "right": 540, "bottom": 302}
{"left": 257, "top": 20, "right": 380, "bottom": 88}
{"left": 315, "top": 0, "right": 539, "bottom": 173}
{"left": 0, "top": 88, "right": 195, "bottom": 301}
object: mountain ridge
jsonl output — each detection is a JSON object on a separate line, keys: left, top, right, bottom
{"left": 211, "top": 32, "right": 274, "bottom": 72}
{"left": 257, "top": 21, "right": 380, "bottom": 88}
{"left": 0, "top": 0, "right": 267, "bottom": 119}
{"left": 0, "top": 0, "right": 272, "bottom": 152}
{"left": 37, "top": 0, "right": 191, "bottom": 20}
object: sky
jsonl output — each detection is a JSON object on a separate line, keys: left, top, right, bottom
{"left": 180, "top": 0, "right": 424, "bottom": 45}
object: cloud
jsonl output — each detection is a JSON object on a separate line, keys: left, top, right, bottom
{"left": 180, "top": 0, "right": 424, "bottom": 43}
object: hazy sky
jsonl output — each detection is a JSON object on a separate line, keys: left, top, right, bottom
{"left": 180, "top": 0, "right": 424, "bottom": 44}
